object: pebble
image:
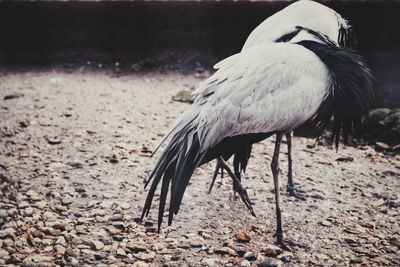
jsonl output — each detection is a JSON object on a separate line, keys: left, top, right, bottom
{"left": 0, "top": 228, "right": 16, "bottom": 238}
{"left": 200, "top": 258, "right": 217, "bottom": 266}
{"left": 61, "top": 197, "right": 73, "bottom": 206}
{"left": 244, "top": 251, "right": 258, "bottom": 261}
{"left": 18, "top": 201, "right": 30, "bottom": 208}
{"left": 188, "top": 237, "right": 204, "bottom": 248}
{"left": 0, "top": 210, "right": 7, "bottom": 219}
{"left": 135, "top": 252, "right": 155, "bottom": 261}
{"left": 116, "top": 248, "right": 127, "bottom": 257}
{"left": 42, "top": 239, "right": 54, "bottom": 246}
{"left": 126, "top": 242, "right": 147, "bottom": 253}
{"left": 91, "top": 240, "right": 105, "bottom": 250}
{"left": 240, "top": 260, "right": 251, "bottom": 267}
{"left": 214, "top": 247, "right": 236, "bottom": 255}
{"left": 43, "top": 246, "right": 53, "bottom": 252}
{"left": 120, "top": 202, "right": 131, "bottom": 210}
{"left": 261, "top": 245, "right": 283, "bottom": 257}
{"left": 54, "top": 244, "right": 66, "bottom": 256}
{"left": 133, "top": 261, "right": 149, "bottom": 267}
{"left": 320, "top": 220, "right": 332, "bottom": 226}
{"left": 235, "top": 231, "right": 252, "bottom": 242}
{"left": 258, "top": 259, "right": 279, "bottom": 267}
{"left": 100, "top": 201, "right": 114, "bottom": 209}
{"left": 55, "top": 236, "right": 67, "bottom": 246}
{"left": 0, "top": 249, "right": 9, "bottom": 257}
{"left": 23, "top": 207, "right": 34, "bottom": 216}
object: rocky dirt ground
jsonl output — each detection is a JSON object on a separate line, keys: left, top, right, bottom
{"left": 0, "top": 70, "right": 399, "bottom": 267}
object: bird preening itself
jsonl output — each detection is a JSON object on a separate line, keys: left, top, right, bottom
{"left": 141, "top": 0, "right": 374, "bottom": 250}
{"left": 210, "top": 0, "right": 355, "bottom": 198}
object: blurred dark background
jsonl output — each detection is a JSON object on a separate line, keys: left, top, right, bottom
{"left": 0, "top": 1, "right": 399, "bottom": 108}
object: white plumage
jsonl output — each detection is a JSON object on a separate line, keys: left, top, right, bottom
{"left": 208, "top": 0, "right": 353, "bottom": 197}
{"left": 242, "top": 0, "right": 349, "bottom": 50}
{"left": 194, "top": 43, "right": 329, "bottom": 150}
{"left": 141, "top": 0, "right": 374, "bottom": 250}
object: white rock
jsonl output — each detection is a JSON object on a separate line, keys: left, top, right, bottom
{"left": 200, "top": 258, "right": 217, "bottom": 266}
{"left": 91, "top": 240, "right": 105, "bottom": 250}
{"left": 0, "top": 249, "right": 9, "bottom": 257}
{"left": 55, "top": 236, "right": 67, "bottom": 246}
{"left": 240, "top": 260, "right": 251, "bottom": 267}
{"left": 133, "top": 261, "right": 149, "bottom": 267}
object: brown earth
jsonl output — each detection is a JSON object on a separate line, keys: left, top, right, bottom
{"left": 0, "top": 70, "right": 399, "bottom": 266}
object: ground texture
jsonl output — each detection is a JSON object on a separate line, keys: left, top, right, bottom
{"left": 0, "top": 70, "right": 399, "bottom": 266}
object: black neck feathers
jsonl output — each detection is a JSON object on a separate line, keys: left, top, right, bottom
{"left": 297, "top": 40, "right": 375, "bottom": 148}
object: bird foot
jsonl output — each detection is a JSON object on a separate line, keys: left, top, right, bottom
{"left": 274, "top": 232, "right": 292, "bottom": 251}
{"left": 286, "top": 185, "right": 306, "bottom": 200}
{"left": 277, "top": 239, "right": 292, "bottom": 252}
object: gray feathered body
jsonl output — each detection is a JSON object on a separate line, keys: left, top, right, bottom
{"left": 142, "top": 35, "right": 374, "bottom": 227}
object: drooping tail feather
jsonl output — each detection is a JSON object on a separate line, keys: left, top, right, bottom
{"left": 142, "top": 123, "right": 206, "bottom": 228}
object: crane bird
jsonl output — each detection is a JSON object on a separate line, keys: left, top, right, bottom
{"left": 141, "top": 5, "right": 374, "bottom": 249}
{"left": 209, "top": 0, "right": 355, "bottom": 198}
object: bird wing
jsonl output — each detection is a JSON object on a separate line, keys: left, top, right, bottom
{"left": 142, "top": 42, "right": 332, "bottom": 227}
{"left": 192, "top": 42, "right": 331, "bottom": 152}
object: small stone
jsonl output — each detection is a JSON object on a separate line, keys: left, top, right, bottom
{"left": 18, "top": 201, "right": 30, "bottom": 208}
{"left": 0, "top": 210, "right": 8, "bottom": 219}
{"left": 42, "top": 239, "right": 54, "bottom": 246}
{"left": 126, "top": 242, "right": 147, "bottom": 253}
{"left": 43, "top": 211, "right": 58, "bottom": 220}
{"left": 214, "top": 247, "right": 235, "bottom": 255}
{"left": 23, "top": 207, "right": 34, "bottom": 217}
{"left": 55, "top": 236, "right": 67, "bottom": 246}
{"left": 320, "top": 220, "right": 331, "bottom": 226}
{"left": 43, "top": 246, "right": 53, "bottom": 253}
{"left": 120, "top": 202, "right": 131, "bottom": 210}
{"left": 135, "top": 252, "right": 155, "bottom": 261}
{"left": 116, "top": 248, "right": 126, "bottom": 257}
{"left": 257, "top": 259, "right": 278, "bottom": 267}
{"left": 150, "top": 243, "right": 164, "bottom": 251}
{"left": 54, "top": 244, "right": 66, "bottom": 256}
{"left": 189, "top": 237, "right": 204, "bottom": 248}
{"left": 389, "top": 237, "right": 400, "bottom": 248}
{"left": 91, "top": 240, "right": 105, "bottom": 250}
{"left": 0, "top": 249, "right": 9, "bottom": 257}
{"left": 240, "top": 260, "right": 251, "bottom": 267}
{"left": 31, "top": 254, "right": 53, "bottom": 262}
{"left": 109, "top": 215, "right": 124, "bottom": 222}
{"left": 100, "top": 201, "right": 114, "bottom": 209}
{"left": 61, "top": 197, "right": 73, "bottom": 206}
{"left": 133, "top": 261, "right": 149, "bottom": 267}
{"left": 94, "top": 253, "right": 107, "bottom": 260}
{"left": 0, "top": 228, "right": 15, "bottom": 238}
{"left": 69, "top": 257, "right": 79, "bottom": 265}
{"left": 261, "top": 244, "right": 283, "bottom": 257}
{"left": 235, "top": 231, "right": 252, "bottom": 242}
{"left": 244, "top": 251, "right": 258, "bottom": 261}
{"left": 200, "top": 258, "right": 217, "bottom": 266}
{"left": 32, "top": 201, "right": 47, "bottom": 209}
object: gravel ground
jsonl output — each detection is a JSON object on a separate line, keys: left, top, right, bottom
{"left": 0, "top": 70, "right": 399, "bottom": 267}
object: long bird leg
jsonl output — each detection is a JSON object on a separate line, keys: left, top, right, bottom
{"left": 271, "top": 133, "right": 291, "bottom": 251}
{"left": 232, "top": 160, "right": 242, "bottom": 200}
{"left": 218, "top": 156, "right": 256, "bottom": 217}
{"left": 208, "top": 159, "right": 223, "bottom": 194}
{"left": 285, "top": 133, "right": 306, "bottom": 200}
{"left": 286, "top": 132, "right": 294, "bottom": 193}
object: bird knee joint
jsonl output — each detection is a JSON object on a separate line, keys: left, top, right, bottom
{"left": 270, "top": 162, "right": 279, "bottom": 172}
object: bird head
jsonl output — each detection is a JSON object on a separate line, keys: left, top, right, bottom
{"left": 242, "top": 0, "right": 353, "bottom": 50}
